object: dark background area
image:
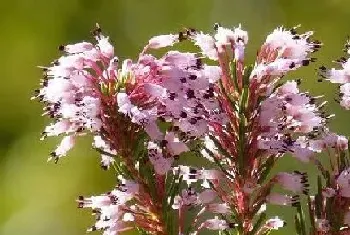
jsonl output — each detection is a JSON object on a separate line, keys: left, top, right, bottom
{"left": 1, "top": 0, "right": 350, "bottom": 234}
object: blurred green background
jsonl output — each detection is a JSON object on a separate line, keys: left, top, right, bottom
{"left": 1, "top": 0, "right": 350, "bottom": 234}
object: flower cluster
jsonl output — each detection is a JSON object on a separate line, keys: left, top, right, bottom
{"left": 181, "top": 25, "right": 323, "bottom": 234}
{"left": 323, "top": 40, "right": 350, "bottom": 109}
{"left": 302, "top": 133, "right": 350, "bottom": 234}
{"left": 35, "top": 23, "right": 350, "bottom": 235}
{"left": 35, "top": 34, "right": 115, "bottom": 161}
{"left": 77, "top": 177, "right": 139, "bottom": 234}
{"left": 258, "top": 80, "right": 325, "bottom": 162}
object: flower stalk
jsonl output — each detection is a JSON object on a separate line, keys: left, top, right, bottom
{"left": 34, "top": 22, "right": 350, "bottom": 235}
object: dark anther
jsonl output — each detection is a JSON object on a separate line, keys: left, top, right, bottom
{"left": 213, "top": 23, "right": 221, "bottom": 31}
{"left": 186, "top": 28, "right": 197, "bottom": 36}
{"left": 53, "top": 60, "right": 60, "bottom": 66}
{"left": 100, "top": 164, "right": 108, "bottom": 171}
{"left": 189, "top": 118, "right": 197, "bottom": 124}
{"left": 179, "top": 31, "right": 185, "bottom": 42}
{"left": 236, "top": 37, "right": 243, "bottom": 43}
{"left": 180, "top": 111, "right": 188, "bottom": 118}
{"left": 296, "top": 79, "right": 301, "bottom": 85}
{"left": 92, "top": 209, "right": 100, "bottom": 214}
{"left": 180, "top": 77, "right": 187, "bottom": 83}
{"left": 339, "top": 57, "right": 347, "bottom": 63}
{"left": 285, "top": 97, "right": 293, "bottom": 102}
{"left": 196, "top": 58, "right": 202, "bottom": 69}
{"left": 292, "top": 35, "right": 300, "bottom": 40}
{"left": 186, "top": 89, "right": 195, "bottom": 99}
{"left": 189, "top": 175, "right": 196, "bottom": 180}
{"left": 91, "top": 23, "right": 102, "bottom": 39}
{"left": 189, "top": 75, "right": 197, "bottom": 80}
{"left": 313, "top": 44, "right": 321, "bottom": 49}
{"left": 319, "top": 65, "right": 327, "bottom": 71}
{"left": 169, "top": 92, "right": 176, "bottom": 100}
{"left": 160, "top": 139, "right": 168, "bottom": 148}
{"left": 58, "top": 45, "right": 65, "bottom": 51}
{"left": 289, "top": 62, "right": 296, "bottom": 69}
{"left": 302, "top": 60, "right": 310, "bottom": 66}
{"left": 228, "top": 223, "right": 236, "bottom": 228}
{"left": 290, "top": 28, "right": 297, "bottom": 35}
{"left": 203, "top": 94, "right": 210, "bottom": 99}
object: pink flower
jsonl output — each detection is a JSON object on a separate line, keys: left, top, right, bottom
{"left": 148, "top": 34, "right": 179, "bottom": 49}
{"left": 266, "top": 193, "right": 299, "bottom": 206}
{"left": 265, "top": 217, "right": 285, "bottom": 230}
{"left": 60, "top": 42, "right": 94, "bottom": 54}
{"left": 192, "top": 32, "right": 218, "bottom": 60}
{"left": 35, "top": 33, "right": 117, "bottom": 163}
{"left": 200, "top": 217, "right": 230, "bottom": 230}
{"left": 164, "top": 132, "right": 189, "bottom": 156}
{"left": 207, "top": 203, "right": 230, "bottom": 214}
{"left": 197, "top": 189, "right": 216, "bottom": 204}
{"left": 214, "top": 25, "right": 248, "bottom": 47}
{"left": 49, "top": 135, "right": 75, "bottom": 162}
{"left": 264, "top": 27, "right": 315, "bottom": 60}
{"left": 337, "top": 168, "right": 350, "bottom": 197}
{"left": 275, "top": 171, "right": 309, "bottom": 194}
{"left": 97, "top": 36, "right": 114, "bottom": 58}
{"left": 148, "top": 141, "right": 174, "bottom": 175}
{"left": 173, "top": 166, "right": 222, "bottom": 185}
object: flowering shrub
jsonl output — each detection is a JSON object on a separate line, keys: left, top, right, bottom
{"left": 34, "top": 23, "right": 350, "bottom": 235}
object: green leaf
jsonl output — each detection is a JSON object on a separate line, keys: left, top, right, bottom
{"left": 315, "top": 175, "right": 323, "bottom": 218}
{"left": 295, "top": 214, "right": 302, "bottom": 235}
{"left": 242, "top": 65, "right": 253, "bottom": 89}
{"left": 205, "top": 147, "right": 235, "bottom": 179}
{"left": 307, "top": 196, "right": 315, "bottom": 235}
{"left": 208, "top": 135, "right": 234, "bottom": 161}
{"left": 295, "top": 202, "right": 307, "bottom": 235}
{"left": 257, "top": 156, "right": 276, "bottom": 184}
{"left": 230, "top": 60, "right": 239, "bottom": 92}
{"left": 250, "top": 212, "right": 267, "bottom": 235}
{"left": 218, "top": 79, "right": 238, "bottom": 112}
{"left": 237, "top": 112, "right": 246, "bottom": 176}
